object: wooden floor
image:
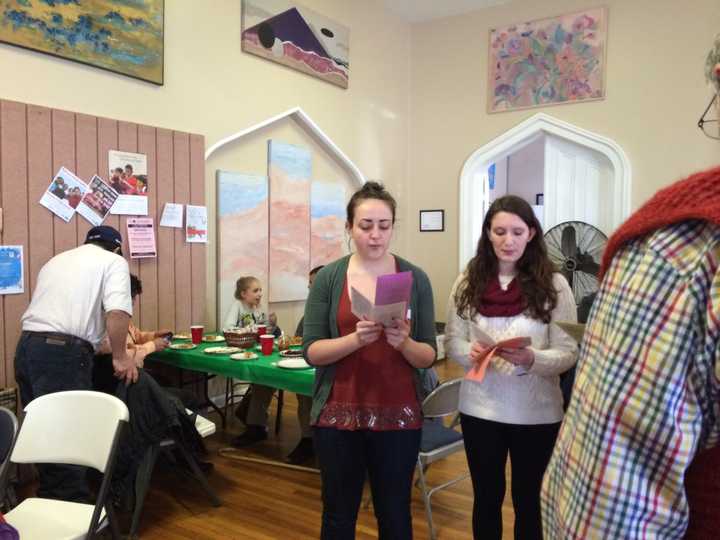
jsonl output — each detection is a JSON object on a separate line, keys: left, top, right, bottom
{"left": 129, "top": 360, "right": 518, "bottom": 539}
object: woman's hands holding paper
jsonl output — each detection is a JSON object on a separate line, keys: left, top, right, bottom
{"left": 356, "top": 318, "right": 383, "bottom": 346}
{"left": 385, "top": 318, "right": 410, "bottom": 350}
{"left": 498, "top": 346, "right": 534, "bottom": 367}
{"left": 469, "top": 340, "right": 493, "bottom": 366}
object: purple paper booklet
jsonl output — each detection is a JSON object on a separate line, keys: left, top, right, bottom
{"left": 350, "top": 271, "right": 413, "bottom": 326}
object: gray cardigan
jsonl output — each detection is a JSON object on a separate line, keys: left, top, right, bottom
{"left": 302, "top": 254, "right": 437, "bottom": 424}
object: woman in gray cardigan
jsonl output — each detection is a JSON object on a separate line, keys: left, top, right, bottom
{"left": 303, "top": 182, "right": 436, "bottom": 540}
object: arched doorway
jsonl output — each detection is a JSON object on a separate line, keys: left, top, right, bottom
{"left": 458, "top": 113, "right": 631, "bottom": 270}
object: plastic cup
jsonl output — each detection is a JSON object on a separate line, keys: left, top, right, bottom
{"left": 260, "top": 334, "right": 274, "bottom": 355}
{"left": 256, "top": 324, "right": 267, "bottom": 342}
{"left": 190, "top": 325, "right": 204, "bottom": 345}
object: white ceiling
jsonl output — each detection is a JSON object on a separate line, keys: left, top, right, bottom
{"left": 384, "top": 0, "right": 512, "bottom": 23}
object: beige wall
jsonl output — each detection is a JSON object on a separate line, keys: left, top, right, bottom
{"left": 3, "top": 0, "right": 720, "bottom": 330}
{"left": 0, "top": 0, "right": 411, "bottom": 332}
{"left": 408, "top": 0, "right": 720, "bottom": 321}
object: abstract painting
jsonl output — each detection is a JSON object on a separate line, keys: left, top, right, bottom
{"left": 217, "top": 171, "right": 269, "bottom": 327}
{"left": 0, "top": 0, "right": 164, "bottom": 85}
{"left": 268, "top": 140, "right": 310, "bottom": 302}
{"left": 242, "top": 0, "right": 349, "bottom": 88}
{"left": 311, "top": 180, "right": 346, "bottom": 269}
{"left": 488, "top": 7, "right": 606, "bottom": 113}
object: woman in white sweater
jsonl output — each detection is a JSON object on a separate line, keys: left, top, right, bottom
{"left": 445, "top": 195, "right": 577, "bottom": 540}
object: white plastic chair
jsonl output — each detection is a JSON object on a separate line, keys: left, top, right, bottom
{"left": 416, "top": 378, "right": 470, "bottom": 540}
{"left": 5, "top": 390, "right": 129, "bottom": 540}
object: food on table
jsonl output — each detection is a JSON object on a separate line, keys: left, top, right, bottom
{"left": 279, "top": 349, "right": 304, "bottom": 358}
{"left": 202, "top": 335, "right": 225, "bottom": 342}
{"left": 173, "top": 333, "right": 191, "bottom": 340}
{"left": 204, "top": 346, "right": 241, "bottom": 355}
{"left": 169, "top": 342, "right": 196, "bottom": 350}
{"left": 230, "top": 351, "right": 258, "bottom": 361}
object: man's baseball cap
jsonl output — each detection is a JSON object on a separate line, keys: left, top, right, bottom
{"left": 85, "top": 225, "right": 123, "bottom": 254}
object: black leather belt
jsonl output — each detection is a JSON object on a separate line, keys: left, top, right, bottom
{"left": 22, "top": 331, "right": 94, "bottom": 355}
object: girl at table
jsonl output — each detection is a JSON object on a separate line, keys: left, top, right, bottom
{"left": 444, "top": 195, "right": 577, "bottom": 540}
{"left": 222, "top": 276, "right": 280, "bottom": 337}
{"left": 303, "top": 181, "right": 437, "bottom": 539}
{"left": 224, "top": 275, "right": 281, "bottom": 447}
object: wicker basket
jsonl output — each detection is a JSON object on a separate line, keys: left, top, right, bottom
{"left": 223, "top": 330, "right": 257, "bottom": 349}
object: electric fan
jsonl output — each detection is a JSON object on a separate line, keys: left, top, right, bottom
{"left": 544, "top": 221, "right": 608, "bottom": 322}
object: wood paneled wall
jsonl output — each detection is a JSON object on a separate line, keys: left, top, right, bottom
{"left": 0, "top": 99, "right": 206, "bottom": 389}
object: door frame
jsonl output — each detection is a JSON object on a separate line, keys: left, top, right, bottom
{"left": 458, "top": 113, "right": 631, "bottom": 271}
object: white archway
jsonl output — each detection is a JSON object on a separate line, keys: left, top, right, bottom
{"left": 458, "top": 113, "right": 631, "bottom": 271}
{"left": 206, "top": 106, "right": 365, "bottom": 186}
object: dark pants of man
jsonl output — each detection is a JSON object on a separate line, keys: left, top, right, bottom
{"left": 15, "top": 331, "right": 95, "bottom": 502}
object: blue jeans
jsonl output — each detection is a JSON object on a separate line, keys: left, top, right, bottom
{"left": 313, "top": 427, "right": 421, "bottom": 540}
{"left": 15, "top": 331, "right": 95, "bottom": 502}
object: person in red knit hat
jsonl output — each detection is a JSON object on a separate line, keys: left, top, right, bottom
{"left": 541, "top": 165, "right": 720, "bottom": 539}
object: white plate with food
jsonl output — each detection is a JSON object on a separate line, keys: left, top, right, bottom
{"left": 230, "top": 351, "right": 258, "bottom": 361}
{"left": 279, "top": 349, "right": 304, "bottom": 358}
{"left": 202, "top": 335, "right": 225, "bottom": 343}
{"left": 173, "top": 333, "right": 191, "bottom": 340}
{"left": 169, "top": 342, "right": 196, "bottom": 350}
{"left": 277, "top": 358, "right": 312, "bottom": 370}
{"left": 203, "top": 346, "right": 241, "bottom": 355}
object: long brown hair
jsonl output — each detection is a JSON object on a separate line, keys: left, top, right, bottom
{"left": 454, "top": 195, "right": 558, "bottom": 323}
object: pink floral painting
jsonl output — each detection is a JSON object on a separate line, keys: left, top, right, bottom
{"left": 268, "top": 141, "right": 311, "bottom": 302}
{"left": 311, "top": 180, "right": 346, "bottom": 269}
{"left": 217, "top": 171, "right": 268, "bottom": 324}
{"left": 488, "top": 8, "right": 606, "bottom": 113}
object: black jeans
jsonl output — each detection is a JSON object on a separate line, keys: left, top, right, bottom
{"left": 459, "top": 414, "right": 560, "bottom": 540}
{"left": 313, "top": 427, "right": 421, "bottom": 540}
{"left": 15, "top": 331, "right": 95, "bottom": 502}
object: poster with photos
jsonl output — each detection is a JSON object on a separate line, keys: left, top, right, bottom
{"left": 108, "top": 150, "right": 149, "bottom": 215}
{"left": 39, "top": 167, "right": 88, "bottom": 222}
{"left": 77, "top": 175, "right": 119, "bottom": 226}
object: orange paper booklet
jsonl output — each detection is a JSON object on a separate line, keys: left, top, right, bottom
{"left": 465, "top": 336, "right": 532, "bottom": 383}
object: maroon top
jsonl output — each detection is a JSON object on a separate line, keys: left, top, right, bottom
{"left": 315, "top": 278, "right": 422, "bottom": 431}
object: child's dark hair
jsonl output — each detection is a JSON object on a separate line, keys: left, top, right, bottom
{"left": 346, "top": 181, "right": 397, "bottom": 225}
{"left": 309, "top": 265, "right": 324, "bottom": 276}
{"left": 234, "top": 276, "right": 259, "bottom": 301}
{"left": 130, "top": 274, "right": 142, "bottom": 298}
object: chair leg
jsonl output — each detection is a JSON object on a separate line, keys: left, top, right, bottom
{"left": 128, "top": 444, "right": 160, "bottom": 538}
{"left": 416, "top": 458, "right": 436, "bottom": 540}
{"left": 275, "top": 389, "right": 284, "bottom": 435}
{"left": 104, "top": 502, "right": 123, "bottom": 540}
{"left": 175, "top": 442, "right": 221, "bottom": 507}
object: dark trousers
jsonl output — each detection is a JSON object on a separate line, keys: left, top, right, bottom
{"left": 313, "top": 427, "right": 421, "bottom": 540}
{"left": 460, "top": 414, "right": 560, "bottom": 540}
{"left": 15, "top": 331, "right": 95, "bottom": 502}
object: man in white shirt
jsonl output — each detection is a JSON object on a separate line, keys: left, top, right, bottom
{"left": 16, "top": 225, "right": 136, "bottom": 501}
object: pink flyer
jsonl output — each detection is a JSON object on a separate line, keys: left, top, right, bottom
{"left": 127, "top": 217, "right": 157, "bottom": 259}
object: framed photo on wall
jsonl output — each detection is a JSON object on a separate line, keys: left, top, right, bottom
{"left": 536, "top": 193, "right": 544, "bottom": 205}
{"left": 420, "top": 209, "right": 444, "bottom": 232}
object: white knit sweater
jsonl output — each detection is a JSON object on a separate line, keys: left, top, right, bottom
{"left": 445, "top": 273, "right": 578, "bottom": 425}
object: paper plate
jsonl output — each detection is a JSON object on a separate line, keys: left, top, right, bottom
{"left": 173, "top": 333, "right": 191, "bottom": 340}
{"left": 277, "top": 358, "right": 312, "bottom": 369}
{"left": 230, "top": 351, "right": 258, "bottom": 361}
{"left": 279, "top": 349, "right": 304, "bottom": 358}
{"left": 202, "top": 335, "right": 225, "bottom": 343}
{"left": 204, "top": 346, "right": 241, "bottom": 355}
{"left": 169, "top": 342, "right": 196, "bottom": 350}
